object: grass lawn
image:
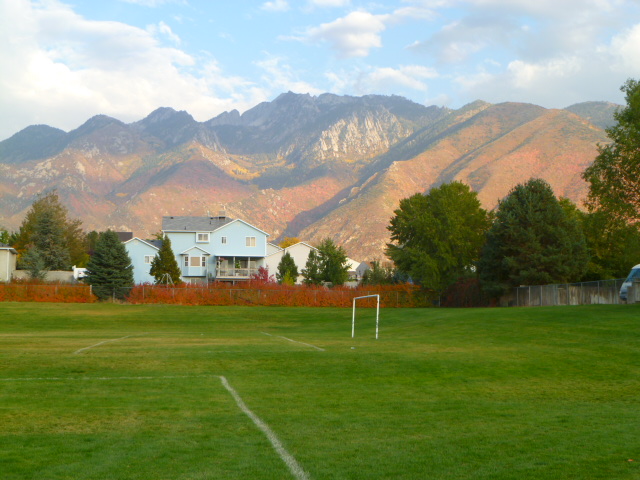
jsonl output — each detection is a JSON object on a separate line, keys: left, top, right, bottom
{"left": 0, "top": 302, "right": 639, "bottom": 479}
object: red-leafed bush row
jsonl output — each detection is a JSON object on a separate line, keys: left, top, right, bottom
{"left": 0, "top": 280, "right": 434, "bottom": 307}
{"left": 0, "top": 281, "right": 95, "bottom": 303}
{"left": 126, "top": 282, "right": 434, "bottom": 307}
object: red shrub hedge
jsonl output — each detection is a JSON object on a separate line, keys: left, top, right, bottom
{"left": 0, "top": 280, "right": 433, "bottom": 307}
{"left": 126, "top": 282, "right": 433, "bottom": 307}
{"left": 0, "top": 280, "right": 95, "bottom": 303}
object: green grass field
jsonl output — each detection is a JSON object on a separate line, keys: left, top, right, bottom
{"left": 1, "top": 302, "right": 639, "bottom": 480}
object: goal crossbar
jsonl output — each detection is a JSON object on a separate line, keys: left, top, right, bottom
{"left": 351, "top": 294, "right": 380, "bottom": 339}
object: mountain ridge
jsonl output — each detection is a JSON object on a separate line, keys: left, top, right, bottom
{"left": 0, "top": 93, "right": 615, "bottom": 261}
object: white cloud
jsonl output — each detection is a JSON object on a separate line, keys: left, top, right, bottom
{"left": 609, "top": 24, "right": 640, "bottom": 75}
{"left": 305, "top": 11, "right": 387, "bottom": 58}
{"left": 147, "top": 21, "right": 181, "bottom": 45}
{"left": 0, "top": 0, "right": 268, "bottom": 138}
{"left": 261, "top": 0, "right": 290, "bottom": 12}
{"left": 326, "top": 64, "right": 439, "bottom": 96}
{"left": 118, "top": 0, "right": 181, "bottom": 6}
{"left": 255, "top": 55, "right": 324, "bottom": 95}
{"left": 308, "top": 0, "right": 350, "bottom": 6}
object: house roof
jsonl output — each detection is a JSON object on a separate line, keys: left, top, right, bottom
{"left": 179, "top": 246, "right": 212, "bottom": 255}
{"left": 123, "top": 237, "right": 161, "bottom": 250}
{"left": 0, "top": 243, "right": 17, "bottom": 254}
{"left": 162, "top": 216, "right": 233, "bottom": 232}
{"left": 217, "top": 218, "right": 270, "bottom": 236}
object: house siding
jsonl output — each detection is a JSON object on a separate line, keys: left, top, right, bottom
{"left": 0, "top": 248, "right": 17, "bottom": 282}
{"left": 124, "top": 238, "right": 158, "bottom": 284}
{"left": 264, "top": 242, "right": 316, "bottom": 284}
{"left": 162, "top": 218, "right": 269, "bottom": 281}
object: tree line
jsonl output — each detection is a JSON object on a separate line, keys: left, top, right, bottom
{"left": 381, "top": 79, "right": 640, "bottom": 302}
{"left": 3, "top": 79, "right": 639, "bottom": 303}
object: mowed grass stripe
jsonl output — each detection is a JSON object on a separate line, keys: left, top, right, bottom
{"left": 1, "top": 302, "right": 640, "bottom": 479}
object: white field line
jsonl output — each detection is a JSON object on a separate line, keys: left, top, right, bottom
{"left": 261, "top": 332, "right": 324, "bottom": 351}
{"left": 0, "top": 375, "right": 220, "bottom": 382}
{"left": 0, "top": 374, "right": 311, "bottom": 479}
{"left": 219, "top": 376, "right": 310, "bottom": 480}
{"left": 73, "top": 333, "right": 149, "bottom": 355}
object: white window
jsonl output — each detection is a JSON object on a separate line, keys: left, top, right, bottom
{"left": 196, "top": 232, "right": 210, "bottom": 243}
{"left": 246, "top": 236, "right": 256, "bottom": 247}
{"left": 221, "top": 236, "right": 227, "bottom": 244}
{"left": 188, "top": 256, "right": 206, "bottom": 267}
{"left": 184, "top": 256, "right": 189, "bottom": 267}
{"left": 144, "top": 255, "right": 154, "bottom": 264}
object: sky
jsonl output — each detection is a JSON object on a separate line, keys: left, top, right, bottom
{"left": 2, "top": 0, "right": 640, "bottom": 140}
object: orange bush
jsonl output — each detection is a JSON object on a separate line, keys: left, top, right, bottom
{"left": 125, "top": 282, "right": 433, "bottom": 307}
{"left": 0, "top": 280, "right": 95, "bottom": 303}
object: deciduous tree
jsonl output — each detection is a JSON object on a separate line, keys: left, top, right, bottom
{"left": 278, "top": 237, "right": 300, "bottom": 248}
{"left": 386, "top": 182, "right": 491, "bottom": 292}
{"left": 583, "top": 78, "right": 640, "bottom": 223}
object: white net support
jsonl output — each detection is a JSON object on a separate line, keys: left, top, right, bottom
{"left": 351, "top": 294, "right": 380, "bottom": 339}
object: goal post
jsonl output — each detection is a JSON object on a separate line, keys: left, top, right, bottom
{"left": 352, "top": 294, "right": 380, "bottom": 339}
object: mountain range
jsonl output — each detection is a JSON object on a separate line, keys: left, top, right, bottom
{"left": 0, "top": 92, "right": 616, "bottom": 261}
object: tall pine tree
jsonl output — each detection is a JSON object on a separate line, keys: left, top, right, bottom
{"left": 302, "top": 249, "right": 323, "bottom": 285}
{"left": 85, "top": 230, "right": 134, "bottom": 300}
{"left": 276, "top": 251, "right": 298, "bottom": 285}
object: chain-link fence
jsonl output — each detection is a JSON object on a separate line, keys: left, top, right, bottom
{"left": 502, "top": 279, "right": 625, "bottom": 307}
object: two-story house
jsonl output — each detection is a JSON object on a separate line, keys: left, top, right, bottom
{"left": 125, "top": 215, "right": 270, "bottom": 284}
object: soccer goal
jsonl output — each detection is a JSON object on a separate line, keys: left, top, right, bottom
{"left": 351, "top": 294, "right": 380, "bottom": 339}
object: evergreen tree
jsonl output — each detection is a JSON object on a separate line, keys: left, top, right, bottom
{"left": 20, "top": 248, "right": 47, "bottom": 281}
{"left": 30, "top": 208, "right": 71, "bottom": 270}
{"left": 15, "top": 191, "right": 86, "bottom": 268}
{"left": 362, "top": 261, "right": 395, "bottom": 285}
{"left": 478, "top": 179, "right": 589, "bottom": 298}
{"left": 386, "top": 182, "right": 491, "bottom": 291}
{"left": 149, "top": 235, "right": 182, "bottom": 285}
{"left": 317, "top": 238, "right": 350, "bottom": 286}
{"left": 85, "top": 230, "right": 134, "bottom": 300}
{"left": 276, "top": 251, "right": 298, "bottom": 285}
{"left": 301, "top": 249, "right": 323, "bottom": 285}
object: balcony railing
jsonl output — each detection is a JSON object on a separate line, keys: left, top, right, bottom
{"left": 216, "top": 268, "right": 259, "bottom": 279}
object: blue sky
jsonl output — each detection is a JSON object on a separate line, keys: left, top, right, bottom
{"left": 2, "top": 0, "right": 640, "bottom": 140}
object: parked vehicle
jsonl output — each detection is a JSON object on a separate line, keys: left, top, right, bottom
{"left": 620, "top": 264, "right": 640, "bottom": 301}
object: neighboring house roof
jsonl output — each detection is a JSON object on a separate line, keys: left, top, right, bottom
{"left": 287, "top": 241, "right": 316, "bottom": 251}
{"left": 218, "top": 218, "right": 270, "bottom": 236}
{"left": 265, "top": 241, "right": 317, "bottom": 259}
{"left": 116, "top": 232, "right": 134, "bottom": 242}
{"left": 162, "top": 216, "right": 270, "bottom": 237}
{"left": 0, "top": 243, "right": 17, "bottom": 254}
{"left": 123, "top": 237, "right": 161, "bottom": 250}
{"left": 179, "top": 246, "right": 212, "bottom": 255}
{"left": 162, "top": 216, "right": 233, "bottom": 232}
